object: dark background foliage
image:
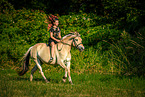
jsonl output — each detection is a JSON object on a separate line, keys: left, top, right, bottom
{"left": 6, "top": 0, "right": 145, "bottom": 34}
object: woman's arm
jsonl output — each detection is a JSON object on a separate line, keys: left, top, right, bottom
{"left": 58, "top": 31, "right": 61, "bottom": 39}
{"left": 50, "top": 31, "right": 60, "bottom": 42}
{"left": 58, "top": 27, "right": 61, "bottom": 39}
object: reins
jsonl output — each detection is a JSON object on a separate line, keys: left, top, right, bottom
{"left": 57, "top": 41, "right": 71, "bottom": 51}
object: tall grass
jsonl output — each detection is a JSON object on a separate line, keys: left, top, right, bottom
{"left": 105, "top": 30, "right": 145, "bottom": 76}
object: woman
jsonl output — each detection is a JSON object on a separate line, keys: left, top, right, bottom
{"left": 48, "top": 15, "right": 61, "bottom": 62}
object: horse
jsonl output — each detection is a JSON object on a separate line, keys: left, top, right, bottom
{"left": 18, "top": 32, "right": 84, "bottom": 84}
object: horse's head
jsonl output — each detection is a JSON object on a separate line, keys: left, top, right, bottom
{"left": 71, "top": 32, "right": 85, "bottom": 52}
{"left": 62, "top": 31, "right": 85, "bottom": 51}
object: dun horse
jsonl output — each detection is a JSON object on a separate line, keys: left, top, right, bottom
{"left": 18, "top": 32, "right": 84, "bottom": 84}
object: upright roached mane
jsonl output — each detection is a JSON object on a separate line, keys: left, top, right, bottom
{"left": 18, "top": 32, "right": 84, "bottom": 84}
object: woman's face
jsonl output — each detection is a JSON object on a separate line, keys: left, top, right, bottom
{"left": 54, "top": 20, "right": 59, "bottom": 26}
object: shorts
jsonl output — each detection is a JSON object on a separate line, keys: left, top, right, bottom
{"left": 48, "top": 38, "right": 59, "bottom": 44}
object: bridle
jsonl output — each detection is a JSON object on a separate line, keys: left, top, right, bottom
{"left": 57, "top": 37, "right": 82, "bottom": 51}
{"left": 72, "top": 38, "right": 83, "bottom": 49}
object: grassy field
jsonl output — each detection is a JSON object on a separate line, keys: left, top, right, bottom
{"left": 0, "top": 68, "right": 145, "bottom": 97}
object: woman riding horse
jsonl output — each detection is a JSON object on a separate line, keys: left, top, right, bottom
{"left": 18, "top": 32, "right": 84, "bottom": 84}
{"left": 48, "top": 15, "right": 61, "bottom": 62}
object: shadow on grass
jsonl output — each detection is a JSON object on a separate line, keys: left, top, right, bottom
{"left": 10, "top": 76, "right": 64, "bottom": 84}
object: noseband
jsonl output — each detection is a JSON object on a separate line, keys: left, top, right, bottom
{"left": 73, "top": 38, "right": 82, "bottom": 48}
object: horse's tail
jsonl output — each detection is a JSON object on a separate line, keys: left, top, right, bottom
{"left": 18, "top": 46, "right": 33, "bottom": 76}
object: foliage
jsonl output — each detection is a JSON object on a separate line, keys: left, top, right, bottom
{"left": 0, "top": 2, "right": 48, "bottom": 67}
{"left": 0, "top": 0, "right": 145, "bottom": 76}
{"left": 59, "top": 13, "right": 120, "bottom": 50}
{"left": 103, "top": 0, "right": 145, "bottom": 34}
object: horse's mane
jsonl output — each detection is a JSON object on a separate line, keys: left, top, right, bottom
{"left": 61, "top": 32, "right": 74, "bottom": 40}
{"left": 61, "top": 31, "right": 80, "bottom": 41}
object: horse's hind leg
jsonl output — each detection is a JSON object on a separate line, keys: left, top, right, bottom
{"left": 63, "top": 69, "right": 67, "bottom": 83}
{"left": 34, "top": 58, "right": 49, "bottom": 83}
{"left": 30, "top": 65, "right": 38, "bottom": 81}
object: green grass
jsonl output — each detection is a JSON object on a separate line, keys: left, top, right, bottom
{"left": 0, "top": 68, "right": 145, "bottom": 97}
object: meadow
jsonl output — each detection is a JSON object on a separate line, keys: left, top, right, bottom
{"left": 0, "top": 68, "right": 145, "bottom": 97}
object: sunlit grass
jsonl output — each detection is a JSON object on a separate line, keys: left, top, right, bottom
{"left": 0, "top": 69, "right": 145, "bottom": 97}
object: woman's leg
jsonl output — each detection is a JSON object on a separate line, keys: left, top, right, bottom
{"left": 50, "top": 42, "right": 55, "bottom": 61}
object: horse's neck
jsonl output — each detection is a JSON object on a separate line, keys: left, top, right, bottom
{"left": 57, "top": 38, "right": 73, "bottom": 52}
{"left": 61, "top": 36, "right": 73, "bottom": 46}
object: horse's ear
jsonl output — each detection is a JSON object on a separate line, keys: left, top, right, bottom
{"left": 68, "top": 32, "right": 77, "bottom": 40}
{"left": 70, "top": 32, "right": 74, "bottom": 34}
{"left": 74, "top": 31, "right": 81, "bottom": 37}
{"left": 68, "top": 31, "right": 80, "bottom": 40}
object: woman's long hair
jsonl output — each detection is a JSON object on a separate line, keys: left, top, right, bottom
{"left": 47, "top": 15, "right": 58, "bottom": 30}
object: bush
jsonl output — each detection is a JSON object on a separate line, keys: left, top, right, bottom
{"left": 0, "top": 2, "right": 48, "bottom": 66}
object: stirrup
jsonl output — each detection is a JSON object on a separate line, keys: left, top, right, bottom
{"left": 49, "top": 57, "right": 53, "bottom": 62}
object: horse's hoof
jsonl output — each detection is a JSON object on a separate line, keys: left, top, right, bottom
{"left": 45, "top": 80, "right": 49, "bottom": 83}
{"left": 71, "top": 83, "right": 74, "bottom": 85}
{"left": 62, "top": 79, "right": 66, "bottom": 83}
{"left": 30, "top": 75, "right": 33, "bottom": 81}
{"left": 69, "top": 81, "right": 73, "bottom": 85}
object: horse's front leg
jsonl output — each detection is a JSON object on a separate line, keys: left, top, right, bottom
{"left": 59, "top": 60, "right": 73, "bottom": 84}
{"left": 63, "top": 61, "right": 73, "bottom": 84}
{"left": 66, "top": 61, "right": 73, "bottom": 84}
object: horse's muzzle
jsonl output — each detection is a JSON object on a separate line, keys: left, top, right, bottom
{"left": 78, "top": 45, "right": 85, "bottom": 52}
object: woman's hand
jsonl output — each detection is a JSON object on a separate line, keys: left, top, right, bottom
{"left": 56, "top": 40, "right": 61, "bottom": 42}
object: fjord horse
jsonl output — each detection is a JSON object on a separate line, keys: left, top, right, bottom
{"left": 18, "top": 32, "right": 84, "bottom": 84}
